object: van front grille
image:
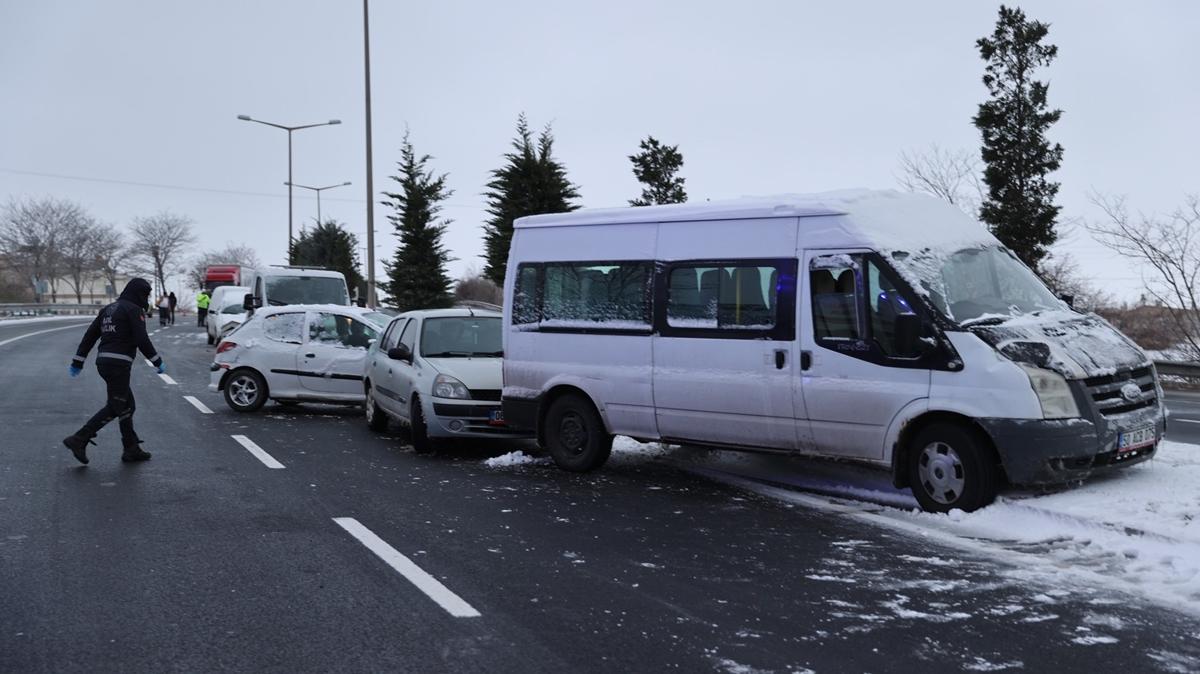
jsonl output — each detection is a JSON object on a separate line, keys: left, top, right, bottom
{"left": 1084, "top": 366, "right": 1158, "bottom": 417}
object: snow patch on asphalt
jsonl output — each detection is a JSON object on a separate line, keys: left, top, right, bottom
{"left": 483, "top": 451, "right": 550, "bottom": 468}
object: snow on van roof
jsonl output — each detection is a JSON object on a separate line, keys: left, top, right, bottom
{"left": 515, "top": 188, "right": 996, "bottom": 250}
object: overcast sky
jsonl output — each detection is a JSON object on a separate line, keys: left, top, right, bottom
{"left": 2, "top": 1, "right": 1197, "bottom": 302}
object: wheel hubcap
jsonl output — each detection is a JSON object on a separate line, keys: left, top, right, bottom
{"left": 918, "top": 441, "right": 965, "bottom": 505}
{"left": 230, "top": 377, "right": 258, "bottom": 407}
{"left": 559, "top": 413, "right": 586, "bottom": 454}
{"left": 365, "top": 389, "right": 374, "bottom": 421}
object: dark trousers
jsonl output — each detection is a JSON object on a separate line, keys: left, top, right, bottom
{"left": 78, "top": 360, "right": 138, "bottom": 445}
{"left": 158, "top": 307, "right": 168, "bottom": 326}
{"left": 197, "top": 307, "right": 208, "bottom": 327}
{"left": 169, "top": 306, "right": 176, "bottom": 324}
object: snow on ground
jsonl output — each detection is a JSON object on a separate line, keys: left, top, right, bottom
{"left": 0, "top": 314, "right": 94, "bottom": 325}
{"left": 483, "top": 451, "right": 550, "bottom": 468}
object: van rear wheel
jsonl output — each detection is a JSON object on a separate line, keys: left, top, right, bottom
{"left": 544, "top": 394, "right": 612, "bottom": 472}
{"left": 908, "top": 423, "right": 998, "bottom": 513}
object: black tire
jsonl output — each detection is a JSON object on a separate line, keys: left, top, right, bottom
{"left": 410, "top": 397, "right": 435, "bottom": 454}
{"left": 207, "top": 332, "right": 215, "bottom": 345}
{"left": 223, "top": 369, "right": 268, "bottom": 413}
{"left": 544, "top": 393, "right": 613, "bottom": 472}
{"left": 908, "top": 422, "right": 998, "bottom": 513}
{"left": 365, "top": 384, "right": 388, "bottom": 432}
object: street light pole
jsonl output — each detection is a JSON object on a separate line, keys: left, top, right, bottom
{"left": 237, "top": 114, "right": 342, "bottom": 262}
{"left": 284, "top": 181, "right": 352, "bottom": 226}
{"left": 363, "top": 0, "right": 377, "bottom": 307}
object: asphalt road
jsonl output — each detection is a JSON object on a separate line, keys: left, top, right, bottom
{"left": 2, "top": 318, "right": 1198, "bottom": 673}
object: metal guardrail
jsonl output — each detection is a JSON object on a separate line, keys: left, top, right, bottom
{"left": 1153, "top": 360, "right": 1200, "bottom": 379}
{"left": 0, "top": 303, "right": 100, "bottom": 317}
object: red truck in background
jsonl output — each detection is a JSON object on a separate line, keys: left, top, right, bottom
{"left": 204, "top": 265, "right": 254, "bottom": 292}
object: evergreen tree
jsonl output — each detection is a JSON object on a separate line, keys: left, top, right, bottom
{"left": 973, "top": 5, "right": 1064, "bottom": 270}
{"left": 628, "top": 136, "right": 687, "bottom": 206}
{"left": 482, "top": 114, "right": 580, "bottom": 286}
{"left": 290, "top": 220, "right": 363, "bottom": 293}
{"left": 382, "top": 133, "right": 454, "bottom": 312}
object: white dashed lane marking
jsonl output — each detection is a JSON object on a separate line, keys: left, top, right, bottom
{"left": 158, "top": 373, "right": 177, "bottom": 385}
{"left": 230, "top": 435, "right": 285, "bottom": 469}
{"left": 183, "top": 396, "right": 213, "bottom": 414}
{"left": 333, "top": 517, "right": 482, "bottom": 618}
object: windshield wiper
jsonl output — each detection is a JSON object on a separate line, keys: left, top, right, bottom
{"left": 474, "top": 351, "right": 504, "bottom": 357}
{"left": 267, "top": 299, "right": 288, "bottom": 306}
{"left": 960, "top": 315, "right": 1009, "bottom": 328}
{"left": 424, "top": 351, "right": 472, "bottom": 358}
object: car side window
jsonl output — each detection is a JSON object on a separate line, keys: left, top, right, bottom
{"left": 866, "top": 259, "right": 916, "bottom": 356}
{"left": 381, "top": 319, "right": 405, "bottom": 351}
{"left": 310, "top": 312, "right": 378, "bottom": 350}
{"left": 262, "top": 312, "right": 304, "bottom": 344}
{"left": 810, "top": 256, "right": 861, "bottom": 340}
{"left": 397, "top": 320, "right": 416, "bottom": 354}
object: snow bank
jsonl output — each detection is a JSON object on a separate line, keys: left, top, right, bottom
{"left": 0, "top": 314, "right": 94, "bottom": 325}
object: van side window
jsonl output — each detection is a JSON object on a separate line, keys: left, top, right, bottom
{"left": 667, "top": 265, "right": 778, "bottom": 330}
{"left": 540, "top": 261, "right": 652, "bottom": 329}
{"left": 513, "top": 265, "right": 540, "bottom": 326}
{"left": 810, "top": 257, "right": 861, "bottom": 340}
{"left": 866, "top": 260, "right": 915, "bottom": 356}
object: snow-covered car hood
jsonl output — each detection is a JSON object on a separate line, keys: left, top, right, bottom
{"left": 970, "top": 311, "right": 1149, "bottom": 379}
{"left": 423, "top": 357, "right": 503, "bottom": 389}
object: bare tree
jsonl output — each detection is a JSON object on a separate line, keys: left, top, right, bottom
{"left": 0, "top": 197, "right": 87, "bottom": 302}
{"left": 454, "top": 270, "right": 502, "bottom": 306}
{"left": 92, "top": 224, "right": 126, "bottom": 300}
{"left": 127, "top": 211, "right": 196, "bottom": 297}
{"left": 59, "top": 215, "right": 108, "bottom": 304}
{"left": 895, "top": 144, "right": 983, "bottom": 217}
{"left": 1037, "top": 252, "right": 1112, "bottom": 312}
{"left": 1088, "top": 193, "right": 1200, "bottom": 357}
{"left": 187, "top": 243, "right": 262, "bottom": 289}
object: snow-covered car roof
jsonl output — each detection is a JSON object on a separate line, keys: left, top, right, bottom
{"left": 515, "top": 189, "right": 997, "bottom": 251}
{"left": 252, "top": 304, "right": 388, "bottom": 321}
{"left": 390, "top": 307, "right": 502, "bottom": 321}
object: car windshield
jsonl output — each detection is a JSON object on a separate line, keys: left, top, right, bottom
{"left": 362, "top": 311, "right": 391, "bottom": 330}
{"left": 420, "top": 317, "right": 502, "bottom": 357}
{"left": 265, "top": 276, "right": 349, "bottom": 306}
{"left": 892, "top": 245, "right": 1065, "bottom": 326}
{"left": 221, "top": 303, "right": 244, "bottom": 315}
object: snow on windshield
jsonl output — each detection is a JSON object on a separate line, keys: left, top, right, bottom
{"left": 421, "top": 316, "right": 502, "bottom": 357}
{"left": 889, "top": 245, "right": 1064, "bottom": 325}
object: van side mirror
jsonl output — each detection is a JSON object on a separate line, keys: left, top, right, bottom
{"left": 894, "top": 313, "right": 923, "bottom": 358}
{"left": 1059, "top": 294, "right": 1075, "bottom": 309}
{"left": 243, "top": 293, "right": 262, "bottom": 311}
{"left": 387, "top": 344, "right": 412, "bottom": 362}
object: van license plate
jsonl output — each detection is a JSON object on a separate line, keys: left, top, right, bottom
{"left": 1117, "top": 426, "right": 1155, "bottom": 452}
{"left": 489, "top": 410, "right": 506, "bottom": 426}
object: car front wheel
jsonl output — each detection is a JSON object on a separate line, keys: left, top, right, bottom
{"left": 224, "top": 369, "right": 268, "bottom": 413}
{"left": 908, "top": 422, "right": 999, "bottom": 513}
{"left": 365, "top": 384, "right": 388, "bottom": 432}
{"left": 410, "top": 397, "right": 435, "bottom": 454}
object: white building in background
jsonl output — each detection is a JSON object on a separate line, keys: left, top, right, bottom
{"left": 44, "top": 274, "right": 132, "bottom": 305}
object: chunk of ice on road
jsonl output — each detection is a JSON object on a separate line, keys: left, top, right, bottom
{"left": 483, "top": 451, "right": 549, "bottom": 468}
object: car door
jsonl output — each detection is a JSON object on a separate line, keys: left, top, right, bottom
{"left": 257, "top": 312, "right": 307, "bottom": 397}
{"left": 799, "top": 250, "right": 932, "bottom": 460}
{"left": 651, "top": 258, "right": 804, "bottom": 451}
{"left": 386, "top": 318, "right": 420, "bottom": 420}
{"left": 297, "top": 311, "right": 378, "bottom": 396}
{"left": 370, "top": 318, "right": 408, "bottom": 415}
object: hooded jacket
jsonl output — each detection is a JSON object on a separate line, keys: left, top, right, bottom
{"left": 73, "top": 278, "right": 162, "bottom": 368}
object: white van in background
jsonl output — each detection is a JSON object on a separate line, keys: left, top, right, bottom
{"left": 243, "top": 266, "right": 350, "bottom": 313}
{"left": 500, "top": 190, "right": 1165, "bottom": 512}
{"left": 206, "top": 284, "right": 250, "bottom": 345}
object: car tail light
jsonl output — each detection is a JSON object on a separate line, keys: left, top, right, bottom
{"left": 216, "top": 341, "right": 238, "bottom": 354}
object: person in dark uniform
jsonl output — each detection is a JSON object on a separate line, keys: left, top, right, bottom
{"left": 62, "top": 277, "right": 165, "bottom": 464}
{"left": 168, "top": 291, "right": 178, "bottom": 325}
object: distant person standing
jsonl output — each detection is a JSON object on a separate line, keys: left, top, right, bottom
{"left": 168, "top": 291, "right": 178, "bottom": 325}
{"left": 157, "top": 294, "right": 170, "bottom": 326}
{"left": 196, "top": 289, "right": 211, "bottom": 327}
{"left": 62, "top": 277, "right": 163, "bottom": 464}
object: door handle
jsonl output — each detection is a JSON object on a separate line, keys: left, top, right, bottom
{"left": 800, "top": 350, "right": 812, "bottom": 371}
{"left": 305, "top": 353, "right": 316, "bottom": 358}
{"left": 774, "top": 349, "right": 787, "bottom": 369}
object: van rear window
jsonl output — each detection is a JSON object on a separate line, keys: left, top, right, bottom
{"left": 512, "top": 261, "right": 652, "bottom": 332}
{"left": 666, "top": 265, "right": 778, "bottom": 330}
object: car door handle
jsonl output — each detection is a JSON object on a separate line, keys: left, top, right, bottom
{"left": 774, "top": 349, "right": 787, "bottom": 369}
{"left": 800, "top": 350, "right": 812, "bottom": 371}
{"left": 305, "top": 353, "right": 315, "bottom": 358}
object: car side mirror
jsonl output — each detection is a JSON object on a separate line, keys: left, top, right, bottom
{"left": 387, "top": 344, "right": 412, "bottom": 362}
{"left": 243, "top": 293, "right": 262, "bottom": 311}
{"left": 894, "top": 313, "right": 923, "bottom": 358}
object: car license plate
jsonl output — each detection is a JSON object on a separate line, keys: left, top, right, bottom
{"left": 489, "top": 409, "right": 506, "bottom": 425}
{"left": 1117, "top": 426, "right": 1155, "bottom": 452}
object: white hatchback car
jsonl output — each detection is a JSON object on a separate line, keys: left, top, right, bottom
{"left": 364, "top": 307, "right": 533, "bottom": 452}
{"left": 210, "top": 304, "right": 391, "bottom": 412}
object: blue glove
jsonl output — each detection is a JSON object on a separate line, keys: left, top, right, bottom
{"left": 157, "top": 362, "right": 167, "bottom": 374}
{"left": 69, "top": 364, "right": 82, "bottom": 378}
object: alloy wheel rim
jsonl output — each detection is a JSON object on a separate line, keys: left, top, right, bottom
{"left": 365, "top": 389, "right": 375, "bottom": 422}
{"left": 230, "top": 377, "right": 258, "bottom": 407}
{"left": 918, "top": 441, "right": 966, "bottom": 505}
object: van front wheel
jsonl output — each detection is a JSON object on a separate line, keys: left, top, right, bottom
{"left": 908, "top": 423, "right": 998, "bottom": 513}
{"left": 545, "top": 394, "right": 612, "bottom": 472}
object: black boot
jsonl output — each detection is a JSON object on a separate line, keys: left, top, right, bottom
{"left": 62, "top": 434, "right": 95, "bottom": 465}
{"left": 121, "top": 439, "right": 152, "bottom": 463}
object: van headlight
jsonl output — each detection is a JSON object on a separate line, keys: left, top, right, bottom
{"left": 433, "top": 374, "right": 471, "bottom": 399}
{"left": 1019, "top": 365, "right": 1080, "bottom": 419}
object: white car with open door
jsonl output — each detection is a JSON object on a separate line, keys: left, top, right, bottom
{"left": 363, "top": 307, "right": 533, "bottom": 452}
{"left": 209, "top": 304, "right": 390, "bottom": 412}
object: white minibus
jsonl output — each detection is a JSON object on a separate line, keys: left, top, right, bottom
{"left": 500, "top": 190, "right": 1164, "bottom": 512}
{"left": 242, "top": 266, "right": 350, "bottom": 313}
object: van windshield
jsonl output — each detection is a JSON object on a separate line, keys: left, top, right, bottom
{"left": 265, "top": 276, "right": 349, "bottom": 306}
{"left": 892, "top": 245, "right": 1065, "bottom": 327}
{"left": 421, "top": 317, "right": 502, "bottom": 357}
